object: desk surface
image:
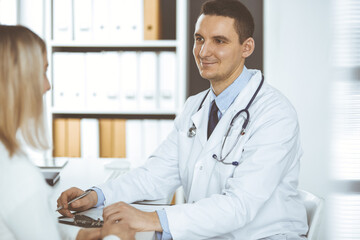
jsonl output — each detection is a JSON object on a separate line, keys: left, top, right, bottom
{"left": 44, "top": 158, "right": 155, "bottom": 240}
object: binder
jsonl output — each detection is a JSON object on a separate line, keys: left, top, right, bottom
{"left": 139, "top": 51, "right": 158, "bottom": 110}
{"left": 99, "top": 119, "right": 113, "bottom": 158}
{"left": 113, "top": 119, "right": 126, "bottom": 158}
{"left": 92, "top": 0, "right": 110, "bottom": 41}
{"left": 68, "top": 53, "right": 86, "bottom": 110}
{"left": 81, "top": 118, "right": 99, "bottom": 159}
{"left": 120, "top": 51, "right": 139, "bottom": 110}
{"left": 142, "top": 120, "right": 159, "bottom": 160}
{"left": 74, "top": 0, "right": 93, "bottom": 41}
{"left": 123, "top": 0, "right": 143, "bottom": 41}
{"left": 53, "top": 118, "right": 67, "bottom": 157}
{"left": 159, "top": 51, "right": 177, "bottom": 111}
{"left": 159, "top": 120, "right": 174, "bottom": 143}
{"left": 53, "top": 0, "right": 73, "bottom": 41}
{"left": 144, "top": 0, "right": 161, "bottom": 40}
{"left": 85, "top": 52, "right": 102, "bottom": 110}
{"left": 100, "top": 52, "right": 121, "bottom": 110}
{"left": 53, "top": 52, "right": 70, "bottom": 110}
{"left": 67, "top": 118, "right": 81, "bottom": 157}
{"left": 126, "top": 120, "right": 143, "bottom": 167}
{"left": 19, "top": 0, "right": 44, "bottom": 37}
{"left": 109, "top": 0, "right": 125, "bottom": 40}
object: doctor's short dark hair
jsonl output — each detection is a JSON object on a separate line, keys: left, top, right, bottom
{"left": 200, "top": 0, "right": 254, "bottom": 44}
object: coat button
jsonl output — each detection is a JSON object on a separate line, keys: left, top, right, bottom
{"left": 199, "top": 166, "right": 203, "bottom": 170}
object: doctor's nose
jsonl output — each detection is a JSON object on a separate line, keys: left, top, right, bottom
{"left": 199, "top": 42, "right": 212, "bottom": 58}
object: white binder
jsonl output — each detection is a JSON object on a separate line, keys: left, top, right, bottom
{"left": 92, "top": 0, "right": 110, "bottom": 41}
{"left": 126, "top": 120, "right": 144, "bottom": 168}
{"left": 67, "top": 53, "right": 86, "bottom": 109}
{"left": 53, "top": 0, "right": 73, "bottom": 41}
{"left": 80, "top": 118, "right": 100, "bottom": 159}
{"left": 139, "top": 52, "right": 158, "bottom": 111}
{"left": 108, "top": 0, "right": 125, "bottom": 40}
{"left": 159, "top": 51, "right": 177, "bottom": 111}
{"left": 120, "top": 51, "right": 139, "bottom": 110}
{"left": 100, "top": 51, "right": 121, "bottom": 110}
{"left": 123, "top": 0, "right": 143, "bottom": 41}
{"left": 143, "top": 120, "right": 160, "bottom": 161}
{"left": 74, "top": 0, "right": 93, "bottom": 41}
{"left": 85, "top": 52, "right": 103, "bottom": 110}
{"left": 53, "top": 52, "right": 70, "bottom": 109}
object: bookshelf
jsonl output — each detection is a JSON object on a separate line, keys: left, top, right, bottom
{"left": 45, "top": 0, "right": 188, "bottom": 162}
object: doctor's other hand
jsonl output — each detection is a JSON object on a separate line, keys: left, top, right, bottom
{"left": 57, "top": 187, "right": 98, "bottom": 217}
{"left": 101, "top": 221, "right": 135, "bottom": 240}
{"left": 103, "top": 202, "right": 162, "bottom": 233}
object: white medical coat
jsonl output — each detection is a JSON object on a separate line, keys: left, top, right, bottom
{"left": 99, "top": 70, "right": 308, "bottom": 240}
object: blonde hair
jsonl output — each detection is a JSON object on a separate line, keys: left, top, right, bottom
{"left": 0, "top": 25, "right": 49, "bottom": 157}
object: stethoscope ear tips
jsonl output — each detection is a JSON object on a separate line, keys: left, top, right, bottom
{"left": 232, "top": 161, "right": 239, "bottom": 166}
{"left": 212, "top": 154, "right": 217, "bottom": 159}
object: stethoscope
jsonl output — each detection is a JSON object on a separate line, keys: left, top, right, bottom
{"left": 188, "top": 75, "right": 264, "bottom": 166}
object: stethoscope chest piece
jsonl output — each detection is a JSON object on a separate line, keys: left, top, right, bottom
{"left": 188, "top": 125, "right": 196, "bottom": 138}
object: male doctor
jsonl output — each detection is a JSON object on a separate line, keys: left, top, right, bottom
{"left": 58, "top": 0, "right": 308, "bottom": 239}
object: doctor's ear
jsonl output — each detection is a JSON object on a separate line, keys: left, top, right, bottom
{"left": 241, "top": 37, "right": 255, "bottom": 59}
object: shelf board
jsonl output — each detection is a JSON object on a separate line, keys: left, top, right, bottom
{"left": 51, "top": 109, "right": 177, "bottom": 116}
{"left": 51, "top": 40, "right": 178, "bottom": 48}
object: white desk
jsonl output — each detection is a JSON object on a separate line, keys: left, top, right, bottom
{"left": 43, "top": 158, "right": 156, "bottom": 240}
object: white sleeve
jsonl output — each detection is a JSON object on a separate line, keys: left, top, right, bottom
{"left": 103, "top": 235, "right": 121, "bottom": 240}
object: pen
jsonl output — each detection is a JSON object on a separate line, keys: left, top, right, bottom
{"left": 56, "top": 189, "right": 92, "bottom": 211}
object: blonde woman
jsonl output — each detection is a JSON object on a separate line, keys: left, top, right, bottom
{"left": 0, "top": 25, "right": 134, "bottom": 240}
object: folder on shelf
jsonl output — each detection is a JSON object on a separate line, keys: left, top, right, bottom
{"left": 67, "top": 118, "right": 81, "bottom": 157}
{"left": 139, "top": 51, "right": 158, "bottom": 111}
{"left": 74, "top": 0, "right": 93, "bottom": 41}
{"left": 81, "top": 118, "right": 99, "bottom": 159}
{"left": 108, "top": 0, "right": 125, "bottom": 40}
{"left": 159, "top": 51, "right": 177, "bottom": 111}
{"left": 85, "top": 52, "right": 102, "bottom": 110}
{"left": 126, "top": 120, "right": 143, "bottom": 167}
{"left": 101, "top": 52, "right": 121, "bottom": 110}
{"left": 53, "top": 118, "right": 67, "bottom": 157}
{"left": 68, "top": 53, "right": 86, "bottom": 109}
{"left": 120, "top": 51, "right": 139, "bottom": 110}
{"left": 123, "top": 0, "right": 143, "bottom": 41}
{"left": 53, "top": 53, "right": 69, "bottom": 110}
{"left": 143, "top": 119, "right": 159, "bottom": 160}
{"left": 53, "top": 0, "right": 73, "bottom": 41}
{"left": 159, "top": 119, "right": 174, "bottom": 143}
{"left": 92, "top": 0, "right": 110, "bottom": 41}
{"left": 144, "top": 0, "right": 161, "bottom": 40}
{"left": 99, "top": 119, "right": 113, "bottom": 158}
{"left": 113, "top": 119, "right": 126, "bottom": 158}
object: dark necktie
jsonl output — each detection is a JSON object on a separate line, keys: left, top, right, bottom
{"left": 207, "top": 100, "right": 219, "bottom": 139}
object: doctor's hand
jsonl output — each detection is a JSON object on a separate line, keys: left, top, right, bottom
{"left": 101, "top": 220, "right": 135, "bottom": 240}
{"left": 103, "top": 202, "right": 162, "bottom": 233}
{"left": 57, "top": 187, "right": 98, "bottom": 217}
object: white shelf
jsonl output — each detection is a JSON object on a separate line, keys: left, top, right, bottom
{"left": 51, "top": 40, "right": 178, "bottom": 48}
{"left": 52, "top": 108, "right": 177, "bottom": 116}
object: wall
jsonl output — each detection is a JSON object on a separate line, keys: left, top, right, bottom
{"left": 264, "top": 1, "right": 332, "bottom": 237}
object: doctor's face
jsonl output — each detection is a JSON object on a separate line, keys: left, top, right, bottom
{"left": 193, "top": 14, "right": 248, "bottom": 86}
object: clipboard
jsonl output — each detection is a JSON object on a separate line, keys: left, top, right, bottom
{"left": 58, "top": 207, "right": 104, "bottom": 228}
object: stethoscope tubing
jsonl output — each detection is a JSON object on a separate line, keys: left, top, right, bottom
{"left": 188, "top": 75, "right": 265, "bottom": 166}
